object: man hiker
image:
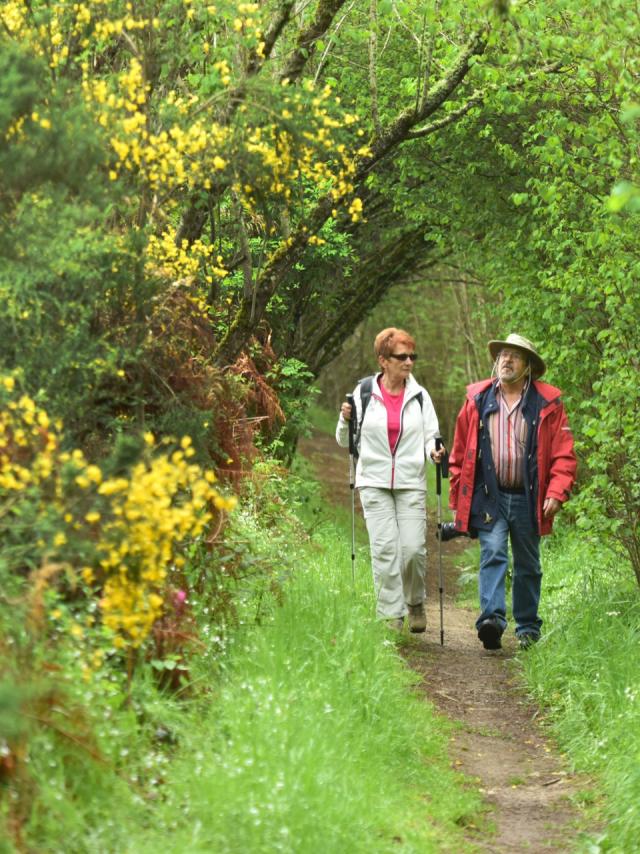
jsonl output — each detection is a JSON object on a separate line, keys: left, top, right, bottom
{"left": 448, "top": 334, "right": 577, "bottom": 650}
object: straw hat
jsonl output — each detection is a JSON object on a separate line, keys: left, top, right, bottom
{"left": 488, "top": 333, "right": 546, "bottom": 379}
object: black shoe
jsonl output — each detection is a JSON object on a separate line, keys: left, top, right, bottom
{"left": 478, "top": 617, "right": 502, "bottom": 650}
{"left": 518, "top": 632, "right": 539, "bottom": 650}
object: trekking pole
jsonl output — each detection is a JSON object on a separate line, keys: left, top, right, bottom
{"left": 435, "top": 436, "right": 449, "bottom": 646}
{"left": 346, "top": 393, "right": 357, "bottom": 588}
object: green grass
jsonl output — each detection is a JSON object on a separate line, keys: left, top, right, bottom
{"left": 307, "top": 403, "right": 339, "bottom": 437}
{"left": 290, "top": 452, "right": 356, "bottom": 533}
{"left": 450, "top": 541, "right": 481, "bottom": 609}
{"left": 122, "top": 523, "right": 485, "bottom": 853}
{"left": 5, "top": 469, "right": 485, "bottom": 853}
{"left": 447, "top": 518, "right": 640, "bottom": 851}
{"left": 519, "top": 530, "right": 640, "bottom": 852}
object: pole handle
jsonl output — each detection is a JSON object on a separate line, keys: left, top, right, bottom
{"left": 346, "top": 393, "right": 356, "bottom": 457}
{"left": 435, "top": 435, "right": 449, "bottom": 482}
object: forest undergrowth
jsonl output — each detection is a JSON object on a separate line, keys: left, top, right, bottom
{"left": 519, "top": 530, "right": 640, "bottom": 853}
{"left": 307, "top": 408, "right": 640, "bottom": 854}
{"left": 0, "top": 452, "right": 484, "bottom": 853}
{"left": 2, "top": 398, "right": 640, "bottom": 852}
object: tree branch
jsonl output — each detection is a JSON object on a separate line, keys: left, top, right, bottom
{"left": 313, "top": 0, "right": 358, "bottom": 84}
{"left": 278, "top": 0, "right": 348, "bottom": 83}
{"left": 176, "top": 0, "right": 346, "bottom": 246}
{"left": 298, "top": 230, "right": 440, "bottom": 373}
{"left": 246, "top": 1, "right": 296, "bottom": 74}
{"left": 416, "top": 0, "right": 442, "bottom": 114}
{"left": 369, "top": 0, "right": 381, "bottom": 136}
{"left": 357, "top": 27, "right": 487, "bottom": 172}
{"left": 407, "top": 95, "right": 483, "bottom": 138}
{"left": 215, "top": 28, "right": 489, "bottom": 363}
{"left": 408, "top": 60, "right": 565, "bottom": 139}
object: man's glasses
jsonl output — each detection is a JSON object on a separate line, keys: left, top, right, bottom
{"left": 388, "top": 353, "right": 418, "bottom": 362}
{"left": 499, "top": 349, "right": 525, "bottom": 362}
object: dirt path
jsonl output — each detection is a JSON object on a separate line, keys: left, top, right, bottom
{"left": 299, "top": 429, "right": 593, "bottom": 853}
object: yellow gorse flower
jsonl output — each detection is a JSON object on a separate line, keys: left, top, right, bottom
{"left": 0, "top": 376, "right": 235, "bottom": 648}
{"left": 2, "top": 0, "right": 367, "bottom": 288}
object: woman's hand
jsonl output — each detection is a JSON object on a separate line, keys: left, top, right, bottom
{"left": 340, "top": 402, "right": 353, "bottom": 420}
{"left": 430, "top": 447, "right": 446, "bottom": 464}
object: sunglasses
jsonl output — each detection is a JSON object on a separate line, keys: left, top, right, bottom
{"left": 388, "top": 353, "right": 418, "bottom": 362}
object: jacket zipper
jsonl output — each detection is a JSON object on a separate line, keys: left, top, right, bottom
{"left": 389, "top": 392, "right": 416, "bottom": 489}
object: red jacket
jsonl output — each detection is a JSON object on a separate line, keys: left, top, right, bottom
{"left": 449, "top": 378, "right": 577, "bottom": 536}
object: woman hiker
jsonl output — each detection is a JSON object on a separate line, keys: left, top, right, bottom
{"left": 336, "top": 327, "right": 445, "bottom": 632}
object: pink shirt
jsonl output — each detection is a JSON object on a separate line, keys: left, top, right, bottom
{"left": 378, "top": 380, "right": 405, "bottom": 452}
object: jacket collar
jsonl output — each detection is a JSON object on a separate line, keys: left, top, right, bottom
{"left": 466, "top": 377, "right": 563, "bottom": 407}
{"left": 374, "top": 372, "right": 422, "bottom": 400}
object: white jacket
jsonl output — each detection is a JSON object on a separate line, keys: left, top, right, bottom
{"left": 336, "top": 373, "right": 440, "bottom": 490}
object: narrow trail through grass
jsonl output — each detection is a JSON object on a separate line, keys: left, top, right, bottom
{"left": 117, "top": 499, "right": 485, "bottom": 852}
{"left": 298, "top": 428, "right": 598, "bottom": 853}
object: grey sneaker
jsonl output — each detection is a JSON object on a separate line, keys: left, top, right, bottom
{"left": 408, "top": 603, "right": 426, "bottom": 633}
{"left": 518, "top": 632, "right": 539, "bottom": 650}
{"left": 386, "top": 617, "right": 404, "bottom": 632}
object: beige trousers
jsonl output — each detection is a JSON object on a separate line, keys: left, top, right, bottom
{"left": 359, "top": 487, "right": 427, "bottom": 619}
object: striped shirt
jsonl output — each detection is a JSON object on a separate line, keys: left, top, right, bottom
{"left": 489, "top": 382, "right": 528, "bottom": 489}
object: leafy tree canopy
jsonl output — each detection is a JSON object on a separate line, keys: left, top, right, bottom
{"left": 2, "top": 0, "right": 640, "bottom": 577}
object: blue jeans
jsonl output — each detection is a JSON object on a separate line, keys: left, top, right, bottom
{"left": 476, "top": 492, "right": 542, "bottom": 638}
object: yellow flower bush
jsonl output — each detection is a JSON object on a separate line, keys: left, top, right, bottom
{"left": 97, "top": 437, "right": 234, "bottom": 646}
{"left": 0, "top": 0, "right": 366, "bottom": 269}
{"left": 145, "top": 228, "right": 228, "bottom": 286}
{"left": 0, "top": 377, "right": 235, "bottom": 648}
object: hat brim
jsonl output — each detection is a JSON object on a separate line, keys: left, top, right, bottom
{"left": 488, "top": 340, "right": 545, "bottom": 379}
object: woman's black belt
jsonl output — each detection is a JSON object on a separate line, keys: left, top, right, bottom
{"left": 498, "top": 486, "right": 525, "bottom": 494}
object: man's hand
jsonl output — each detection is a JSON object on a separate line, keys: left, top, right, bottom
{"left": 340, "top": 402, "right": 352, "bottom": 420}
{"left": 543, "top": 497, "right": 562, "bottom": 519}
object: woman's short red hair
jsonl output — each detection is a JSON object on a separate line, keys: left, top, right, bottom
{"left": 374, "top": 327, "right": 416, "bottom": 359}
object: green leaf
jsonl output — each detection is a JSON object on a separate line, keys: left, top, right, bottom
{"left": 607, "top": 181, "right": 639, "bottom": 213}
{"left": 621, "top": 102, "right": 640, "bottom": 124}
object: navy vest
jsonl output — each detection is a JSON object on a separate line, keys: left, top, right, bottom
{"left": 469, "top": 382, "right": 541, "bottom": 531}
